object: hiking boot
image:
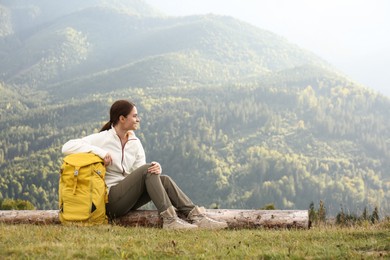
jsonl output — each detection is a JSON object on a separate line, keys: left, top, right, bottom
{"left": 160, "top": 206, "right": 198, "bottom": 230}
{"left": 188, "top": 206, "right": 228, "bottom": 230}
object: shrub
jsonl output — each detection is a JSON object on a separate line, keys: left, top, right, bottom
{"left": 0, "top": 198, "right": 35, "bottom": 210}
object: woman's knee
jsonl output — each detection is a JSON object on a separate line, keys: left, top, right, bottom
{"left": 135, "top": 164, "right": 151, "bottom": 174}
{"left": 144, "top": 165, "right": 163, "bottom": 180}
{"left": 160, "top": 175, "right": 175, "bottom": 186}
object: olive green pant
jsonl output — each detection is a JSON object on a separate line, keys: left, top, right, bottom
{"left": 106, "top": 164, "right": 195, "bottom": 218}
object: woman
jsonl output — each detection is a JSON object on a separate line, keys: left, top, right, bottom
{"left": 62, "top": 99, "right": 227, "bottom": 230}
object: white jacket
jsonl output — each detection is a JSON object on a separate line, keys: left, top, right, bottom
{"left": 62, "top": 127, "right": 146, "bottom": 190}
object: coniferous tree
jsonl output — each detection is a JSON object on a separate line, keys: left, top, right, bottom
{"left": 318, "top": 200, "right": 326, "bottom": 224}
{"left": 336, "top": 206, "right": 345, "bottom": 225}
{"left": 370, "top": 206, "right": 380, "bottom": 224}
{"left": 308, "top": 202, "right": 317, "bottom": 223}
{"left": 361, "top": 207, "right": 369, "bottom": 221}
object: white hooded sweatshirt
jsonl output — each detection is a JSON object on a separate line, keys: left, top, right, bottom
{"left": 62, "top": 126, "right": 146, "bottom": 190}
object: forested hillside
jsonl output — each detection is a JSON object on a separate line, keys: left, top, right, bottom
{"left": 0, "top": 0, "right": 389, "bottom": 216}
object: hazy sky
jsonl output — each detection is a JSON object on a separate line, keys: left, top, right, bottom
{"left": 145, "top": 0, "right": 390, "bottom": 97}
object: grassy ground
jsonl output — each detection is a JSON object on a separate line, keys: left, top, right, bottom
{"left": 1, "top": 222, "right": 389, "bottom": 259}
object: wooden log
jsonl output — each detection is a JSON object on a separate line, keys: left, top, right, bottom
{"left": 0, "top": 210, "right": 60, "bottom": 225}
{"left": 0, "top": 209, "right": 309, "bottom": 229}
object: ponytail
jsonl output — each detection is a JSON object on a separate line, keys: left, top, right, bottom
{"left": 100, "top": 121, "right": 111, "bottom": 132}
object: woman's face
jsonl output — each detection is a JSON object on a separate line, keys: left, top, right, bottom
{"left": 123, "top": 106, "right": 140, "bottom": 131}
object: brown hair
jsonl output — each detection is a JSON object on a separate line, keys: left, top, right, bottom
{"left": 100, "top": 100, "right": 136, "bottom": 132}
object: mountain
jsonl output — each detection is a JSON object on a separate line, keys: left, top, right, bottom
{"left": 1, "top": 1, "right": 332, "bottom": 95}
{"left": 0, "top": 0, "right": 389, "bottom": 216}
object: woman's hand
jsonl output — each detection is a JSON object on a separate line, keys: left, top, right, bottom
{"left": 103, "top": 153, "right": 112, "bottom": 166}
{"left": 148, "top": 161, "right": 161, "bottom": 174}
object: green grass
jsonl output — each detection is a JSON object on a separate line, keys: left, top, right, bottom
{"left": 1, "top": 223, "right": 389, "bottom": 259}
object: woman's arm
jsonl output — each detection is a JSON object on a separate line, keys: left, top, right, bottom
{"left": 62, "top": 132, "right": 108, "bottom": 159}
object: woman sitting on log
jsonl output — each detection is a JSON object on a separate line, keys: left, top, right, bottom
{"left": 62, "top": 99, "right": 227, "bottom": 230}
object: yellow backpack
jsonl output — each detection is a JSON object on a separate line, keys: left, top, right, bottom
{"left": 59, "top": 153, "right": 108, "bottom": 225}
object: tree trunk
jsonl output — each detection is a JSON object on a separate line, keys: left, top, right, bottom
{"left": 0, "top": 209, "right": 309, "bottom": 229}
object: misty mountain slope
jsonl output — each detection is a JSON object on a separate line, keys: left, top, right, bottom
{"left": 52, "top": 52, "right": 226, "bottom": 97}
{"left": 60, "top": 12, "right": 338, "bottom": 95}
{"left": 1, "top": 2, "right": 338, "bottom": 95}
{"left": 3, "top": 27, "right": 90, "bottom": 85}
{"left": 0, "top": 7, "right": 146, "bottom": 83}
{"left": 1, "top": 0, "right": 159, "bottom": 33}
